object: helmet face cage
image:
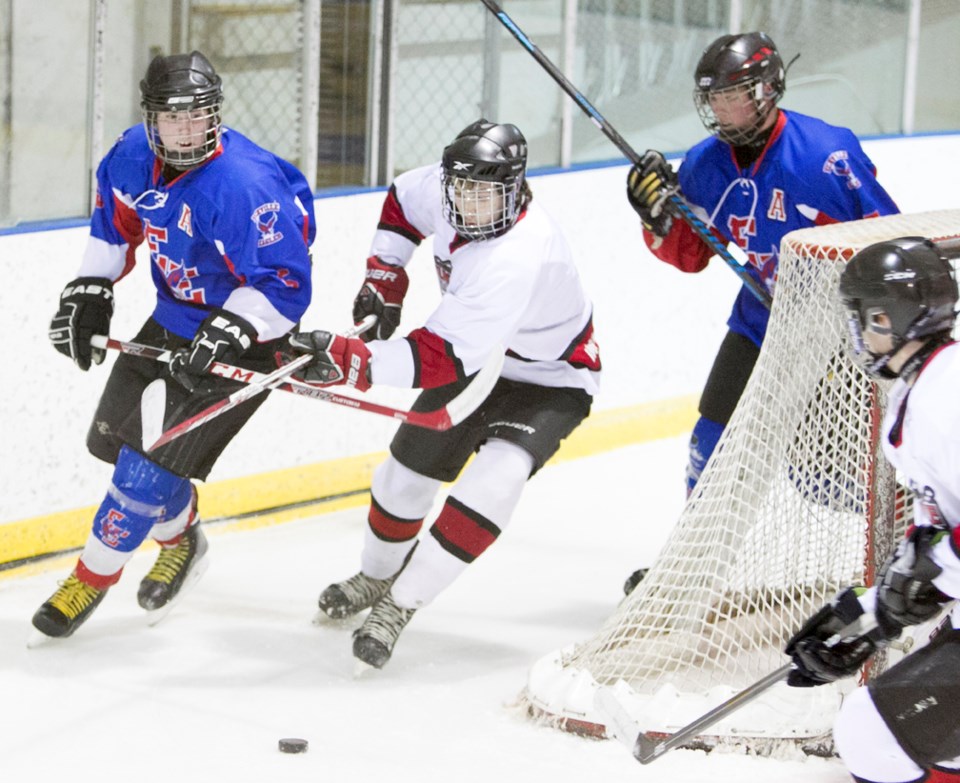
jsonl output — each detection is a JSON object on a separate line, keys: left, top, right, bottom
{"left": 839, "top": 237, "right": 959, "bottom": 377}
{"left": 140, "top": 52, "right": 223, "bottom": 169}
{"left": 141, "top": 103, "right": 222, "bottom": 168}
{"left": 440, "top": 120, "right": 527, "bottom": 241}
{"left": 694, "top": 77, "right": 779, "bottom": 146}
{"left": 440, "top": 172, "right": 520, "bottom": 241}
{"left": 693, "top": 32, "right": 785, "bottom": 146}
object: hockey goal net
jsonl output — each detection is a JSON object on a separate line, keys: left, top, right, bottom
{"left": 522, "top": 209, "right": 960, "bottom": 753}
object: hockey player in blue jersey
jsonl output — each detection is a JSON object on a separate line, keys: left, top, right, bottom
{"left": 622, "top": 32, "right": 898, "bottom": 594}
{"left": 32, "top": 51, "right": 315, "bottom": 638}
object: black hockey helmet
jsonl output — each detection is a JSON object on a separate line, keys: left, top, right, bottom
{"left": 140, "top": 50, "right": 223, "bottom": 169}
{"left": 693, "top": 32, "right": 785, "bottom": 146}
{"left": 440, "top": 119, "right": 528, "bottom": 240}
{"left": 839, "top": 237, "right": 958, "bottom": 377}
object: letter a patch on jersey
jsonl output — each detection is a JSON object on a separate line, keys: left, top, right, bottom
{"left": 767, "top": 188, "right": 787, "bottom": 222}
{"left": 178, "top": 203, "right": 193, "bottom": 237}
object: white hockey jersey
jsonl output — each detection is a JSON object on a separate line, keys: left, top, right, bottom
{"left": 881, "top": 341, "right": 960, "bottom": 622}
{"left": 365, "top": 163, "right": 600, "bottom": 395}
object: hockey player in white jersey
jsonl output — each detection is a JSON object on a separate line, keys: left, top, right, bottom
{"left": 289, "top": 119, "right": 600, "bottom": 669}
{"left": 785, "top": 237, "right": 960, "bottom": 783}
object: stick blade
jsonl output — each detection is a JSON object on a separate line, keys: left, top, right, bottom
{"left": 592, "top": 686, "right": 637, "bottom": 750}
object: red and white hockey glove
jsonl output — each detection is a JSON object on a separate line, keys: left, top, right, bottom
{"left": 289, "top": 330, "right": 372, "bottom": 392}
{"left": 352, "top": 256, "right": 409, "bottom": 342}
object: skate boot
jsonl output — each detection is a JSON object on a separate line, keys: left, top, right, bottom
{"left": 137, "top": 522, "right": 209, "bottom": 615}
{"left": 622, "top": 567, "right": 649, "bottom": 596}
{"left": 317, "top": 572, "right": 395, "bottom": 620}
{"left": 32, "top": 572, "right": 108, "bottom": 638}
{"left": 352, "top": 591, "right": 416, "bottom": 669}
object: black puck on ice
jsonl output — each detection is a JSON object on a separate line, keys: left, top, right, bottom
{"left": 278, "top": 738, "right": 309, "bottom": 754}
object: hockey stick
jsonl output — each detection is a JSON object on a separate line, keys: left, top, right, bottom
{"left": 144, "top": 316, "right": 376, "bottom": 451}
{"left": 479, "top": 0, "right": 772, "bottom": 311}
{"left": 596, "top": 613, "right": 879, "bottom": 764}
{"left": 89, "top": 332, "right": 504, "bottom": 433}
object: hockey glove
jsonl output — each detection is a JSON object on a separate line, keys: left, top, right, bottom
{"left": 785, "top": 586, "right": 888, "bottom": 688}
{"left": 353, "top": 256, "right": 410, "bottom": 342}
{"left": 876, "top": 525, "right": 952, "bottom": 631}
{"left": 49, "top": 277, "right": 115, "bottom": 371}
{"left": 169, "top": 309, "right": 257, "bottom": 392}
{"left": 288, "top": 330, "right": 372, "bottom": 392}
{"left": 626, "top": 150, "right": 680, "bottom": 238}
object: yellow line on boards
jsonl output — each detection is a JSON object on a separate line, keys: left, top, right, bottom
{"left": 0, "top": 396, "right": 697, "bottom": 576}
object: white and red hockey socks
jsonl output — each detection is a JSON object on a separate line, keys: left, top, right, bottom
{"left": 391, "top": 439, "right": 534, "bottom": 609}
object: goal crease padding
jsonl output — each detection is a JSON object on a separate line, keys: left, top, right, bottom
{"left": 521, "top": 210, "right": 960, "bottom": 752}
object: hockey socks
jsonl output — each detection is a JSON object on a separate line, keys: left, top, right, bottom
{"left": 361, "top": 457, "right": 439, "bottom": 579}
{"left": 685, "top": 416, "right": 725, "bottom": 495}
{"left": 392, "top": 439, "right": 534, "bottom": 609}
{"left": 77, "top": 445, "right": 192, "bottom": 588}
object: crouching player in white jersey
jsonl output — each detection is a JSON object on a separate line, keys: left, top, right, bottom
{"left": 289, "top": 120, "right": 600, "bottom": 669}
{"left": 32, "top": 51, "right": 314, "bottom": 639}
{"left": 785, "top": 238, "right": 960, "bottom": 783}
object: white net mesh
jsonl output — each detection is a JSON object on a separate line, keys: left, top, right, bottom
{"left": 522, "top": 209, "right": 960, "bottom": 749}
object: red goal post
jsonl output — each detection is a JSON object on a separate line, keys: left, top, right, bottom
{"left": 520, "top": 210, "right": 960, "bottom": 755}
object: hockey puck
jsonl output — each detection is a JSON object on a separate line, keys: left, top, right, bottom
{"left": 278, "top": 738, "right": 309, "bottom": 754}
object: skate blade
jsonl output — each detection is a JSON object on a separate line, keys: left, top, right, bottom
{"left": 311, "top": 610, "right": 357, "bottom": 626}
{"left": 26, "top": 629, "right": 62, "bottom": 649}
{"left": 144, "top": 556, "right": 210, "bottom": 628}
{"left": 352, "top": 657, "right": 376, "bottom": 678}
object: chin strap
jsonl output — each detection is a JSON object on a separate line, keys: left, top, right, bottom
{"left": 875, "top": 333, "right": 953, "bottom": 381}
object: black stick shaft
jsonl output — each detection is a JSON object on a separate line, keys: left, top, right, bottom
{"left": 634, "top": 664, "right": 792, "bottom": 763}
{"left": 479, "top": 0, "right": 772, "bottom": 310}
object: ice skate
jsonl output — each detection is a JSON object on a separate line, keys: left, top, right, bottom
{"left": 137, "top": 522, "right": 209, "bottom": 624}
{"left": 31, "top": 572, "right": 108, "bottom": 640}
{"left": 622, "top": 567, "right": 648, "bottom": 597}
{"left": 316, "top": 572, "right": 395, "bottom": 621}
{"left": 352, "top": 591, "right": 416, "bottom": 670}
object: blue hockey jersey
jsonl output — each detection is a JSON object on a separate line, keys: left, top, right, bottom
{"left": 650, "top": 110, "right": 899, "bottom": 346}
{"left": 80, "top": 124, "right": 314, "bottom": 341}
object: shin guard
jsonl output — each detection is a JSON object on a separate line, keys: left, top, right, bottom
{"left": 78, "top": 445, "right": 191, "bottom": 588}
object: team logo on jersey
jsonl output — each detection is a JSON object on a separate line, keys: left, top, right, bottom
{"left": 912, "top": 483, "right": 946, "bottom": 528}
{"left": 252, "top": 202, "right": 284, "bottom": 247}
{"left": 434, "top": 256, "right": 453, "bottom": 292}
{"left": 727, "top": 214, "right": 757, "bottom": 247}
{"left": 822, "top": 150, "right": 862, "bottom": 190}
{"left": 178, "top": 203, "right": 193, "bottom": 237}
{"left": 98, "top": 509, "right": 131, "bottom": 548}
{"left": 145, "top": 221, "right": 206, "bottom": 304}
{"left": 134, "top": 190, "right": 169, "bottom": 210}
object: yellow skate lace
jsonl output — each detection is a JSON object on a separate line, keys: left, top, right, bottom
{"left": 48, "top": 575, "right": 102, "bottom": 619}
{"left": 144, "top": 539, "right": 192, "bottom": 585}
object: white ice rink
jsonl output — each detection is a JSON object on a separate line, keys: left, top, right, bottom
{"left": 0, "top": 436, "right": 850, "bottom": 783}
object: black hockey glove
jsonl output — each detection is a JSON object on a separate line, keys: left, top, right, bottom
{"left": 785, "top": 587, "right": 888, "bottom": 688}
{"left": 352, "top": 256, "right": 410, "bottom": 342}
{"left": 626, "top": 150, "right": 680, "bottom": 238}
{"left": 169, "top": 309, "right": 257, "bottom": 392}
{"left": 876, "top": 525, "right": 952, "bottom": 631}
{"left": 49, "top": 277, "right": 115, "bottom": 371}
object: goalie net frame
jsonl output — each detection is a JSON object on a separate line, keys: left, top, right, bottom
{"left": 520, "top": 209, "right": 960, "bottom": 754}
